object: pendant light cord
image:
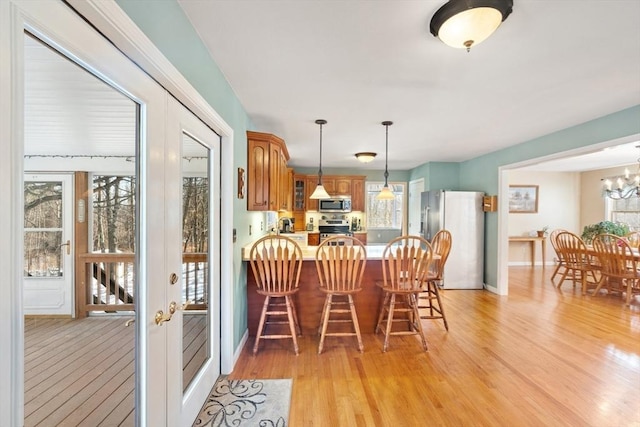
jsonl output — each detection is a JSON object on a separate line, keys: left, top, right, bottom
{"left": 384, "top": 124, "right": 389, "bottom": 185}
{"left": 382, "top": 121, "right": 393, "bottom": 186}
{"left": 315, "top": 119, "right": 327, "bottom": 185}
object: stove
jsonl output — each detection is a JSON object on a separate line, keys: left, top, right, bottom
{"left": 318, "top": 219, "right": 352, "bottom": 244}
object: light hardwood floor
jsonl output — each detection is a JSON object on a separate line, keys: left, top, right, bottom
{"left": 24, "top": 267, "right": 639, "bottom": 426}
{"left": 230, "top": 267, "right": 640, "bottom": 426}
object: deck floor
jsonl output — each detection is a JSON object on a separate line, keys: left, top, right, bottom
{"left": 24, "top": 312, "right": 207, "bottom": 427}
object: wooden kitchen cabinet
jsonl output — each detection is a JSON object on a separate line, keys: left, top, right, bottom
{"left": 304, "top": 174, "right": 366, "bottom": 211}
{"left": 351, "top": 177, "right": 365, "bottom": 211}
{"left": 353, "top": 232, "right": 367, "bottom": 245}
{"left": 335, "top": 178, "right": 351, "bottom": 195}
{"left": 307, "top": 232, "right": 320, "bottom": 246}
{"left": 247, "top": 131, "right": 289, "bottom": 211}
{"left": 305, "top": 176, "right": 319, "bottom": 211}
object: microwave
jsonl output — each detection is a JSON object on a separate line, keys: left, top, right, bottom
{"left": 319, "top": 197, "right": 352, "bottom": 213}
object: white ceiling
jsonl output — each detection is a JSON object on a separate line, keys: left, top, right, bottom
{"left": 23, "top": 1, "right": 640, "bottom": 174}
{"left": 177, "top": 0, "right": 640, "bottom": 171}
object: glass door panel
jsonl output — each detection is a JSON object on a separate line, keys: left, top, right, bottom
{"left": 182, "top": 133, "right": 210, "bottom": 391}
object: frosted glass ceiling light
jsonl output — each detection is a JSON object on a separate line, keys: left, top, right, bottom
{"left": 430, "top": 0, "right": 513, "bottom": 52}
{"left": 355, "top": 152, "right": 377, "bottom": 163}
{"left": 310, "top": 119, "right": 331, "bottom": 200}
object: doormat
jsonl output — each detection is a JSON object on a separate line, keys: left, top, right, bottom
{"left": 193, "top": 378, "right": 292, "bottom": 427}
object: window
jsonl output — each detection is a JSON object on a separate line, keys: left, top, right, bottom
{"left": 366, "top": 182, "right": 405, "bottom": 230}
{"left": 608, "top": 197, "right": 640, "bottom": 231}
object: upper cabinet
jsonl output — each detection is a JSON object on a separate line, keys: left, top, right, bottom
{"left": 247, "top": 131, "right": 290, "bottom": 211}
{"left": 351, "top": 177, "right": 365, "bottom": 211}
{"left": 302, "top": 174, "right": 366, "bottom": 211}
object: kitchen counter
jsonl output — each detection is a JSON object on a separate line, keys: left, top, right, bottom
{"left": 243, "top": 240, "right": 424, "bottom": 337}
{"left": 241, "top": 240, "right": 385, "bottom": 261}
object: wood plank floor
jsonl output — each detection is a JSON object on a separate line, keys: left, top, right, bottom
{"left": 24, "top": 267, "right": 640, "bottom": 426}
{"left": 230, "top": 267, "right": 640, "bottom": 427}
{"left": 24, "top": 313, "right": 207, "bottom": 426}
{"left": 24, "top": 316, "right": 135, "bottom": 427}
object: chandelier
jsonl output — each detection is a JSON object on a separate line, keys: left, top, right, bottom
{"left": 602, "top": 147, "right": 640, "bottom": 199}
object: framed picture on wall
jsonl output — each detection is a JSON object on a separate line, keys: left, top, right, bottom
{"left": 509, "top": 185, "right": 538, "bottom": 213}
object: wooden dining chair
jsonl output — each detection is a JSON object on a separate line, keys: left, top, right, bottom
{"left": 554, "top": 231, "right": 601, "bottom": 295}
{"left": 248, "top": 235, "right": 303, "bottom": 355}
{"left": 625, "top": 231, "right": 640, "bottom": 249}
{"left": 314, "top": 236, "right": 367, "bottom": 354}
{"left": 417, "top": 229, "right": 451, "bottom": 331}
{"left": 549, "top": 228, "right": 568, "bottom": 282}
{"left": 592, "top": 234, "right": 640, "bottom": 306}
{"left": 375, "top": 235, "right": 433, "bottom": 352}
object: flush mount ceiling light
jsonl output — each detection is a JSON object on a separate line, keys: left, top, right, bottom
{"left": 377, "top": 121, "right": 396, "bottom": 200}
{"left": 309, "top": 119, "right": 331, "bottom": 200}
{"left": 355, "top": 152, "right": 377, "bottom": 163}
{"left": 430, "top": 0, "right": 513, "bottom": 52}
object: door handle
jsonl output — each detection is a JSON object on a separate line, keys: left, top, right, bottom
{"left": 60, "top": 240, "right": 71, "bottom": 255}
{"left": 154, "top": 300, "right": 192, "bottom": 325}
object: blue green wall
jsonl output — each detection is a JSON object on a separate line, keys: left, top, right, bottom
{"left": 409, "top": 105, "right": 640, "bottom": 287}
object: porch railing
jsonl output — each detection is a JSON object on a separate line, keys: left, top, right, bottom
{"left": 77, "top": 252, "right": 208, "bottom": 315}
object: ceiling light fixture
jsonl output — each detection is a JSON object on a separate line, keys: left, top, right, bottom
{"left": 309, "top": 119, "right": 331, "bottom": 199}
{"left": 355, "top": 152, "right": 377, "bottom": 163}
{"left": 430, "top": 0, "right": 513, "bottom": 52}
{"left": 601, "top": 146, "right": 640, "bottom": 199}
{"left": 377, "top": 121, "right": 395, "bottom": 200}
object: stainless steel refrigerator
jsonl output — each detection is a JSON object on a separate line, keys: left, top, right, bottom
{"left": 420, "top": 190, "right": 485, "bottom": 289}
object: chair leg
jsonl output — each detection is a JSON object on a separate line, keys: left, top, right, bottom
{"left": 550, "top": 262, "right": 562, "bottom": 281}
{"left": 382, "top": 294, "right": 396, "bottom": 352}
{"left": 431, "top": 282, "right": 449, "bottom": 331}
{"left": 318, "top": 294, "right": 332, "bottom": 354}
{"left": 318, "top": 294, "right": 330, "bottom": 335}
{"left": 284, "top": 295, "right": 299, "bottom": 355}
{"left": 253, "top": 296, "right": 270, "bottom": 355}
{"left": 375, "top": 293, "right": 390, "bottom": 334}
{"left": 289, "top": 296, "right": 302, "bottom": 336}
{"left": 348, "top": 294, "right": 364, "bottom": 352}
{"left": 409, "top": 293, "right": 428, "bottom": 351}
{"left": 556, "top": 267, "right": 571, "bottom": 289}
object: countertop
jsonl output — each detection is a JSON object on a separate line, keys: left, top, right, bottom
{"left": 241, "top": 241, "right": 386, "bottom": 261}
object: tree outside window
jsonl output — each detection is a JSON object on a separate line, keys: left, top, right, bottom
{"left": 366, "top": 182, "right": 405, "bottom": 230}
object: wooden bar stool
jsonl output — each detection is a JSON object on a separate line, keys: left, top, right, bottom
{"left": 248, "top": 235, "right": 303, "bottom": 355}
{"left": 375, "top": 235, "right": 433, "bottom": 352}
{"left": 315, "top": 236, "right": 367, "bottom": 354}
{"left": 418, "top": 229, "right": 451, "bottom": 330}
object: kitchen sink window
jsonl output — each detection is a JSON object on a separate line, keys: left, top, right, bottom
{"left": 366, "top": 182, "right": 405, "bottom": 243}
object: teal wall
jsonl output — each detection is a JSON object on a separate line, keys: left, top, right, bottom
{"left": 117, "top": 0, "right": 640, "bottom": 351}
{"left": 460, "top": 105, "right": 640, "bottom": 287}
{"left": 409, "top": 105, "right": 640, "bottom": 287}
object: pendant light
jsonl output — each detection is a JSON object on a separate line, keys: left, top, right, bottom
{"left": 309, "top": 119, "right": 331, "bottom": 199}
{"left": 377, "top": 121, "right": 395, "bottom": 200}
{"left": 430, "top": 0, "right": 513, "bottom": 52}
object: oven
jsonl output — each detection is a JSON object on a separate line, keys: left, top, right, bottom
{"left": 318, "top": 219, "right": 352, "bottom": 244}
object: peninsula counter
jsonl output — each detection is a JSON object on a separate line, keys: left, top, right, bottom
{"left": 242, "top": 244, "right": 387, "bottom": 336}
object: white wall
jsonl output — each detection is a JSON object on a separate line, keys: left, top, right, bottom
{"left": 507, "top": 171, "right": 581, "bottom": 266}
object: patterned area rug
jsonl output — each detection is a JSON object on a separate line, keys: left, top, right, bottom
{"left": 193, "top": 378, "right": 292, "bottom": 427}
